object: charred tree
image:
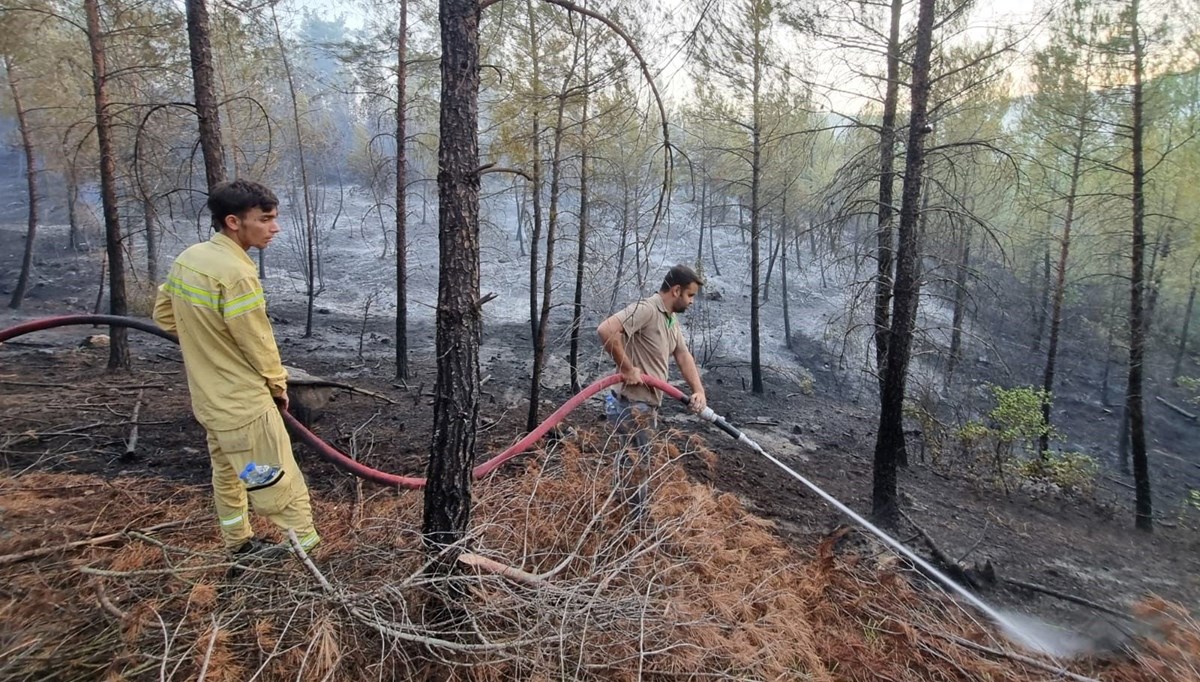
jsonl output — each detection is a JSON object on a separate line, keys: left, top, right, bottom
{"left": 396, "top": 0, "right": 410, "bottom": 380}
{"left": 568, "top": 20, "right": 591, "bottom": 394}
{"left": 5, "top": 54, "right": 38, "bottom": 310}
{"left": 872, "top": 0, "right": 935, "bottom": 527}
{"left": 525, "top": 0, "right": 545, "bottom": 354}
{"left": 185, "top": 0, "right": 227, "bottom": 191}
{"left": 1172, "top": 281, "right": 1196, "bottom": 383}
{"left": 144, "top": 198, "right": 159, "bottom": 284}
{"left": 85, "top": 0, "right": 130, "bottom": 370}
{"left": 748, "top": 13, "right": 765, "bottom": 395}
{"left": 1039, "top": 126, "right": 1086, "bottom": 457}
{"left": 946, "top": 225, "right": 970, "bottom": 383}
{"left": 872, "top": 0, "right": 903, "bottom": 377}
{"left": 1127, "top": 0, "right": 1151, "bottom": 531}
{"left": 424, "top": 0, "right": 481, "bottom": 554}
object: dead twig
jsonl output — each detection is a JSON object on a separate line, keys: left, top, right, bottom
{"left": 458, "top": 552, "right": 547, "bottom": 586}
{"left": 0, "top": 518, "right": 191, "bottom": 566}
{"left": 899, "top": 509, "right": 977, "bottom": 589}
{"left": 93, "top": 579, "right": 127, "bottom": 620}
{"left": 0, "top": 379, "right": 74, "bottom": 389}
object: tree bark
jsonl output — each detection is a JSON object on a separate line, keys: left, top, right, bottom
{"left": 1039, "top": 128, "right": 1086, "bottom": 457}
{"left": 271, "top": 7, "right": 318, "bottom": 338}
{"left": 782, "top": 219, "right": 792, "bottom": 351}
{"left": 568, "top": 21, "right": 590, "bottom": 394}
{"left": 1127, "top": 0, "right": 1152, "bottom": 531}
{"left": 85, "top": 0, "right": 130, "bottom": 370}
{"left": 396, "top": 0, "right": 410, "bottom": 380}
{"left": 185, "top": 0, "right": 227, "bottom": 191}
{"left": 66, "top": 161, "right": 82, "bottom": 251}
{"left": 424, "top": 0, "right": 481, "bottom": 554}
{"left": 749, "top": 16, "right": 764, "bottom": 395}
{"left": 1032, "top": 245, "right": 1050, "bottom": 353}
{"left": 143, "top": 198, "right": 159, "bottom": 285}
{"left": 946, "top": 226, "right": 970, "bottom": 384}
{"left": 528, "top": 83, "right": 573, "bottom": 432}
{"left": 525, "top": 0, "right": 544, "bottom": 349}
{"left": 5, "top": 54, "right": 38, "bottom": 310}
{"left": 1172, "top": 283, "right": 1195, "bottom": 383}
{"left": 872, "top": 0, "right": 935, "bottom": 527}
{"left": 872, "top": 0, "right": 903, "bottom": 377}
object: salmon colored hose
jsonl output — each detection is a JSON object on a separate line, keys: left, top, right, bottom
{"left": 0, "top": 314, "right": 689, "bottom": 488}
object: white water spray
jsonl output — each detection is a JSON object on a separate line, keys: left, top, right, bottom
{"left": 705, "top": 410, "right": 1093, "bottom": 660}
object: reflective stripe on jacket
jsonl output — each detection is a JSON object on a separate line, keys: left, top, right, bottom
{"left": 153, "top": 232, "right": 287, "bottom": 431}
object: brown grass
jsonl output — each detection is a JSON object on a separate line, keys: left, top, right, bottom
{"left": 0, "top": 432, "right": 1195, "bottom": 681}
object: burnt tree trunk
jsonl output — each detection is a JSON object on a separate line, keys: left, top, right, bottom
{"left": 782, "top": 220, "right": 792, "bottom": 350}
{"left": 66, "top": 161, "right": 82, "bottom": 251}
{"left": 748, "top": 16, "right": 764, "bottom": 395}
{"left": 1127, "top": 0, "right": 1152, "bottom": 531}
{"left": 1039, "top": 129, "right": 1085, "bottom": 457}
{"left": 526, "top": 0, "right": 544, "bottom": 349}
{"left": 872, "top": 0, "right": 903, "bottom": 377}
{"left": 872, "top": 0, "right": 935, "bottom": 527}
{"left": 271, "top": 6, "right": 318, "bottom": 338}
{"left": 1172, "top": 283, "right": 1196, "bottom": 383}
{"left": 528, "top": 83, "right": 574, "bottom": 432}
{"left": 568, "top": 24, "right": 590, "bottom": 394}
{"left": 396, "top": 0, "right": 410, "bottom": 380}
{"left": 185, "top": 0, "right": 227, "bottom": 191}
{"left": 424, "top": 0, "right": 481, "bottom": 554}
{"left": 85, "top": 0, "right": 130, "bottom": 370}
{"left": 144, "top": 198, "right": 159, "bottom": 284}
{"left": 610, "top": 180, "right": 629, "bottom": 313}
{"left": 1032, "top": 245, "right": 1050, "bottom": 353}
{"left": 5, "top": 54, "right": 38, "bottom": 310}
{"left": 946, "top": 225, "right": 970, "bottom": 383}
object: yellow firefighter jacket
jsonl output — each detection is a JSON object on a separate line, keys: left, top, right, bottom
{"left": 153, "top": 232, "right": 287, "bottom": 431}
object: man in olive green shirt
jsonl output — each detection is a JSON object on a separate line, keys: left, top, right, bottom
{"left": 598, "top": 264, "right": 709, "bottom": 513}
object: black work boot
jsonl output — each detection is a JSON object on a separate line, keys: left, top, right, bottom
{"left": 229, "top": 540, "right": 295, "bottom": 578}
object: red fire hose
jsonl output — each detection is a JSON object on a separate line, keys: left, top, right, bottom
{"left": 0, "top": 314, "right": 689, "bottom": 488}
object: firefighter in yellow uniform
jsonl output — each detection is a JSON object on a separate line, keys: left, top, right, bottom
{"left": 153, "top": 179, "right": 319, "bottom": 558}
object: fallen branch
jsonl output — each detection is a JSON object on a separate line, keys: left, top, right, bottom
{"left": 1154, "top": 395, "right": 1197, "bottom": 421}
{"left": 94, "top": 579, "right": 127, "bottom": 620}
{"left": 0, "top": 379, "right": 74, "bottom": 389}
{"left": 1001, "top": 576, "right": 1131, "bottom": 620}
{"left": 899, "top": 510, "right": 977, "bottom": 589}
{"left": 0, "top": 518, "right": 191, "bottom": 566}
{"left": 458, "top": 552, "right": 547, "bottom": 586}
{"left": 1101, "top": 474, "right": 1135, "bottom": 491}
{"left": 286, "top": 530, "right": 540, "bottom": 653}
{"left": 3, "top": 422, "right": 106, "bottom": 448}
{"left": 294, "top": 380, "right": 397, "bottom": 405}
{"left": 123, "top": 389, "right": 144, "bottom": 459}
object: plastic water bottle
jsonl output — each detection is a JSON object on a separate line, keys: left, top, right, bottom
{"left": 240, "top": 462, "right": 280, "bottom": 486}
{"left": 604, "top": 392, "right": 618, "bottom": 420}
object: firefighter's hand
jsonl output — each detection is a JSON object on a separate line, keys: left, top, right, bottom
{"left": 688, "top": 390, "right": 707, "bottom": 414}
{"left": 274, "top": 392, "right": 290, "bottom": 412}
{"left": 621, "top": 365, "right": 644, "bottom": 386}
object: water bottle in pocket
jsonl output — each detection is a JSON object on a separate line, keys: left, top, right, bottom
{"left": 240, "top": 461, "right": 283, "bottom": 488}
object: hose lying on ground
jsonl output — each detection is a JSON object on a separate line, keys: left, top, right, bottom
{"left": 0, "top": 314, "right": 689, "bottom": 488}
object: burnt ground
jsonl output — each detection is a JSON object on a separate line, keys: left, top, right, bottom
{"left": 1, "top": 224, "right": 1198, "bottom": 652}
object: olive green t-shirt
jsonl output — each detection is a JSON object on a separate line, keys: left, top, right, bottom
{"left": 615, "top": 293, "right": 687, "bottom": 406}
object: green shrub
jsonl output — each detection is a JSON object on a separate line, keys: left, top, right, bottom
{"left": 1012, "top": 451, "right": 1099, "bottom": 493}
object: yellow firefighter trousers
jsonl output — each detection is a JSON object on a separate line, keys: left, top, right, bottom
{"left": 205, "top": 408, "right": 319, "bottom": 552}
